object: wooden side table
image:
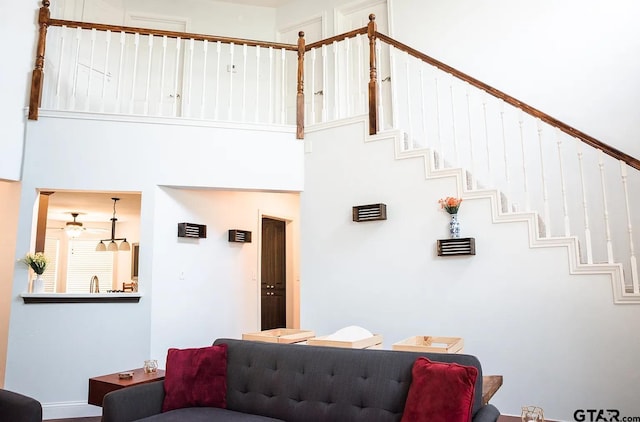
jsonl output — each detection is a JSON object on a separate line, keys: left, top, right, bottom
{"left": 482, "top": 375, "right": 503, "bottom": 405}
{"left": 88, "top": 368, "right": 165, "bottom": 407}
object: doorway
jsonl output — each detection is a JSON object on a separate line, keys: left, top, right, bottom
{"left": 261, "top": 217, "right": 286, "bottom": 330}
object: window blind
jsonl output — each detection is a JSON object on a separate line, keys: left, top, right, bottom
{"left": 66, "top": 239, "right": 115, "bottom": 293}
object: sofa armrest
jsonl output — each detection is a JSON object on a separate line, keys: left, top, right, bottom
{"left": 0, "top": 389, "right": 42, "bottom": 422}
{"left": 102, "top": 380, "right": 165, "bottom": 422}
{"left": 473, "top": 404, "right": 500, "bottom": 422}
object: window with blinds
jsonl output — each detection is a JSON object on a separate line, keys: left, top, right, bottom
{"left": 42, "top": 238, "right": 59, "bottom": 293}
{"left": 66, "top": 239, "right": 115, "bottom": 293}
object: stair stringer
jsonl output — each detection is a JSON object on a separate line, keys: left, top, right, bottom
{"left": 362, "top": 125, "right": 639, "bottom": 305}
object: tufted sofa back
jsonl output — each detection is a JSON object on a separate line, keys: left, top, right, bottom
{"left": 214, "top": 338, "right": 484, "bottom": 422}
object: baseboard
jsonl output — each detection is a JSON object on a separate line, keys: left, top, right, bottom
{"left": 42, "top": 401, "right": 101, "bottom": 420}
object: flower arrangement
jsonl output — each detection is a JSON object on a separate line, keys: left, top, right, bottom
{"left": 20, "top": 252, "right": 48, "bottom": 275}
{"left": 438, "top": 196, "right": 463, "bottom": 214}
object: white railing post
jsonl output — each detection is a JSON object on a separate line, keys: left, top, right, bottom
{"left": 54, "top": 26, "right": 66, "bottom": 110}
{"left": 214, "top": 41, "right": 221, "bottom": 120}
{"left": 434, "top": 75, "right": 443, "bottom": 169}
{"left": 172, "top": 37, "right": 181, "bottom": 117}
{"left": 228, "top": 42, "right": 235, "bottom": 120}
{"left": 71, "top": 26, "right": 82, "bottom": 110}
{"left": 255, "top": 46, "right": 261, "bottom": 122}
{"left": 465, "top": 84, "right": 476, "bottom": 189}
{"left": 85, "top": 28, "right": 96, "bottom": 111}
{"left": 598, "top": 150, "right": 613, "bottom": 263}
{"left": 405, "top": 53, "right": 413, "bottom": 150}
{"left": 200, "top": 40, "right": 209, "bottom": 119}
{"left": 116, "top": 31, "right": 125, "bottom": 113}
{"left": 129, "top": 32, "right": 140, "bottom": 114}
{"left": 158, "top": 36, "right": 167, "bottom": 116}
{"left": 518, "top": 111, "right": 530, "bottom": 212}
{"left": 449, "top": 76, "right": 459, "bottom": 166}
{"left": 576, "top": 140, "right": 593, "bottom": 264}
{"left": 537, "top": 119, "right": 551, "bottom": 237}
{"left": 241, "top": 44, "right": 248, "bottom": 121}
{"left": 620, "top": 161, "right": 639, "bottom": 293}
{"left": 556, "top": 130, "right": 570, "bottom": 237}
{"left": 143, "top": 34, "right": 154, "bottom": 115}
{"left": 499, "top": 101, "right": 512, "bottom": 212}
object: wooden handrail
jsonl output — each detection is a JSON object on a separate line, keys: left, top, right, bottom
{"left": 375, "top": 31, "right": 640, "bottom": 171}
{"left": 305, "top": 27, "right": 367, "bottom": 51}
{"left": 46, "top": 18, "right": 297, "bottom": 51}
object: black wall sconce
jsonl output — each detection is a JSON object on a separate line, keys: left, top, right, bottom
{"left": 352, "top": 203, "right": 387, "bottom": 222}
{"left": 177, "top": 223, "right": 207, "bottom": 238}
{"left": 229, "top": 229, "right": 252, "bottom": 243}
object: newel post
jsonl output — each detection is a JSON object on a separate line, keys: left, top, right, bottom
{"left": 367, "top": 14, "right": 378, "bottom": 136}
{"left": 296, "top": 31, "right": 305, "bottom": 139}
{"left": 28, "top": 0, "right": 51, "bottom": 121}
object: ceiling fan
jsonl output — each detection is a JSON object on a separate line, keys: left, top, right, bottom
{"left": 48, "top": 212, "right": 107, "bottom": 238}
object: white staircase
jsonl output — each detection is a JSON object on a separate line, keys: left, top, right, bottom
{"left": 364, "top": 126, "right": 639, "bottom": 304}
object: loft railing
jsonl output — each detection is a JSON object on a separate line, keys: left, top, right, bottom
{"left": 28, "top": 3, "right": 639, "bottom": 295}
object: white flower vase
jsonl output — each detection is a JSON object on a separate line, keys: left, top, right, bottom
{"left": 449, "top": 214, "right": 461, "bottom": 238}
{"left": 32, "top": 274, "right": 45, "bottom": 293}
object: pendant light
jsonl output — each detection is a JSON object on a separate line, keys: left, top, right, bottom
{"left": 96, "top": 197, "right": 131, "bottom": 252}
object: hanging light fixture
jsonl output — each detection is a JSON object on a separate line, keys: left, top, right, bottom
{"left": 65, "top": 213, "right": 84, "bottom": 238}
{"left": 96, "top": 197, "right": 131, "bottom": 252}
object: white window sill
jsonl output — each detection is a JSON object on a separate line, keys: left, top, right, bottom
{"left": 21, "top": 293, "right": 142, "bottom": 304}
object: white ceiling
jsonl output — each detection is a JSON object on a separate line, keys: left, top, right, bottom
{"left": 213, "top": 0, "right": 291, "bottom": 7}
{"left": 46, "top": 191, "right": 141, "bottom": 225}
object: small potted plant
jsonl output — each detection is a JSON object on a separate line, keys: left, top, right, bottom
{"left": 21, "top": 252, "right": 48, "bottom": 293}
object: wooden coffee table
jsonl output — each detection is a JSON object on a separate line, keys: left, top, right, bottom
{"left": 88, "top": 367, "right": 165, "bottom": 407}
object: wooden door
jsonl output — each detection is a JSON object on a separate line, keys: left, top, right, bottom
{"left": 261, "top": 218, "right": 286, "bottom": 330}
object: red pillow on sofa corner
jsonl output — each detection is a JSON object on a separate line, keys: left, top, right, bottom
{"left": 401, "top": 357, "right": 478, "bottom": 422}
{"left": 162, "top": 343, "right": 228, "bottom": 412}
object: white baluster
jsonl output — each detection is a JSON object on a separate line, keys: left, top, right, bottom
{"left": 434, "top": 75, "right": 443, "bottom": 169}
{"left": 620, "top": 162, "right": 639, "bottom": 293}
{"left": 449, "top": 76, "right": 459, "bottom": 166}
{"left": 537, "top": 119, "right": 551, "bottom": 237}
{"left": 405, "top": 54, "right": 413, "bottom": 150}
{"left": 228, "top": 42, "right": 235, "bottom": 120}
{"left": 598, "top": 150, "right": 613, "bottom": 263}
{"left": 55, "top": 26, "right": 66, "bottom": 110}
{"left": 280, "top": 48, "right": 286, "bottom": 124}
{"left": 357, "top": 34, "right": 364, "bottom": 114}
{"left": 186, "top": 38, "right": 195, "bottom": 117}
{"left": 345, "top": 37, "right": 351, "bottom": 117}
{"left": 576, "top": 140, "right": 593, "bottom": 264}
{"left": 518, "top": 111, "right": 530, "bottom": 211}
{"left": 482, "top": 92, "right": 491, "bottom": 182}
{"left": 321, "top": 44, "right": 327, "bottom": 122}
{"left": 200, "top": 40, "right": 209, "bottom": 119}
{"left": 555, "top": 130, "right": 570, "bottom": 236}
{"left": 214, "top": 41, "right": 221, "bottom": 120}
{"left": 100, "top": 30, "right": 111, "bottom": 112}
{"left": 71, "top": 27, "right": 81, "bottom": 110}
{"left": 499, "top": 101, "right": 511, "bottom": 212}
{"left": 419, "top": 63, "right": 427, "bottom": 149}
{"left": 85, "top": 28, "right": 96, "bottom": 110}
{"left": 116, "top": 31, "right": 125, "bottom": 113}
{"left": 255, "top": 46, "right": 261, "bottom": 123}
{"left": 268, "top": 46, "right": 274, "bottom": 123}
{"left": 172, "top": 37, "right": 181, "bottom": 117}
{"left": 465, "top": 84, "right": 476, "bottom": 189}
{"left": 143, "top": 34, "right": 153, "bottom": 115}
{"left": 310, "top": 48, "right": 316, "bottom": 124}
{"left": 242, "top": 44, "right": 248, "bottom": 121}
{"left": 332, "top": 41, "right": 339, "bottom": 119}
{"left": 129, "top": 32, "right": 140, "bottom": 114}
{"left": 389, "top": 45, "right": 398, "bottom": 129}
{"left": 158, "top": 36, "right": 167, "bottom": 116}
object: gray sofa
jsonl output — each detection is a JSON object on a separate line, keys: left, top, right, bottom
{"left": 102, "top": 338, "right": 500, "bottom": 422}
{"left": 0, "top": 388, "right": 42, "bottom": 422}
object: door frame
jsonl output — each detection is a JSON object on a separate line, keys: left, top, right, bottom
{"left": 257, "top": 210, "right": 299, "bottom": 330}
{"left": 333, "top": 0, "right": 393, "bottom": 36}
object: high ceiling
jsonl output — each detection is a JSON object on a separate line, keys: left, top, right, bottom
{"left": 214, "top": 0, "right": 291, "bottom": 7}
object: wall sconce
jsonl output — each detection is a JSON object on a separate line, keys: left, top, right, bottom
{"left": 96, "top": 198, "right": 130, "bottom": 252}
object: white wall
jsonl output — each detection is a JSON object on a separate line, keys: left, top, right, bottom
{"left": 300, "top": 118, "right": 640, "bottom": 420}
{"left": 5, "top": 114, "right": 302, "bottom": 418}
{"left": 390, "top": 0, "right": 640, "bottom": 158}
{"left": 0, "top": 0, "right": 37, "bottom": 181}
{"left": 149, "top": 187, "right": 299, "bottom": 362}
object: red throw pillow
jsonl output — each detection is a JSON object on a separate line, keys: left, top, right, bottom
{"left": 401, "top": 357, "right": 478, "bottom": 422}
{"left": 162, "top": 344, "right": 228, "bottom": 412}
